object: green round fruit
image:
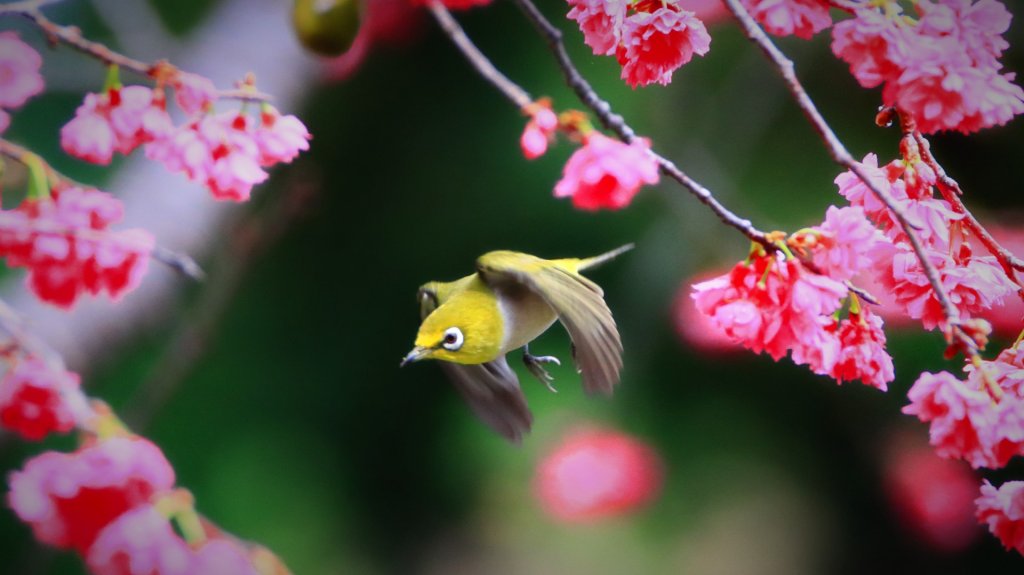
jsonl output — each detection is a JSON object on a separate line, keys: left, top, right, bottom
{"left": 292, "top": 0, "right": 363, "bottom": 57}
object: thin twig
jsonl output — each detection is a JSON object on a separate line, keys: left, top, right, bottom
{"left": 720, "top": 0, "right": 981, "bottom": 357}
{"left": 0, "top": 2, "right": 271, "bottom": 103}
{"left": 433, "top": 0, "right": 769, "bottom": 246}
{"left": 910, "top": 131, "right": 1024, "bottom": 283}
{"left": 427, "top": 1, "right": 532, "bottom": 109}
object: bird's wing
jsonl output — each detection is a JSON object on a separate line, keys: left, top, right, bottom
{"left": 418, "top": 283, "right": 533, "bottom": 443}
{"left": 476, "top": 252, "right": 623, "bottom": 395}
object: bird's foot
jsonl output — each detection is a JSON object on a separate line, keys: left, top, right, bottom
{"left": 523, "top": 347, "right": 560, "bottom": 393}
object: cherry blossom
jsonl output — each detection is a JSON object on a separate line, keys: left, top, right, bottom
{"left": 903, "top": 347, "right": 1024, "bottom": 469}
{"left": 741, "top": 0, "right": 832, "bottom": 40}
{"left": 0, "top": 357, "right": 79, "bottom": 441}
{"left": 617, "top": 5, "right": 712, "bottom": 88}
{"left": 534, "top": 426, "right": 663, "bottom": 521}
{"left": 61, "top": 87, "right": 172, "bottom": 165}
{"left": 806, "top": 205, "right": 892, "bottom": 282}
{"left": 976, "top": 480, "right": 1024, "bottom": 555}
{"left": 830, "top": 309, "right": 894, "bottom": 391}
{"left": 520, "top": 103, "right": 559, "bottom": 160}
{"left": 254, "top": 105, "right": 312, "bottom": 166}
{"left": 567, "top": 0, "right": 625, "bottom": 56}
{"left": 553, "top": 132, "right": 659, "bottom": 210}
{"left": 0, "top": 187, "right": 154, "bottom": 308}
{"left": 0, "top": 32, "right": 44, "bottom": 109}
{"left": 7, "top": 437, "right": 176, "bottom": 553}
{"left": 831, "top": 0, "right": 1024, "bottom": 134}
{"left": 169, "top": 71, "right": 218, "bottom": 116}
{"left": 87, "top": 505, "right": 259, "bottom": 575}
{"left": 673, "top": 272, "right": 743, "bottom": 353}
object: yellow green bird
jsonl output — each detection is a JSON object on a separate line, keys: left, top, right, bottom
{"left": 402, "top": 245, "right": 632, "bottom": 443}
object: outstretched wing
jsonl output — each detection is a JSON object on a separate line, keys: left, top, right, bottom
{"left": 475, "top": 252, "right": 623, "bottom": 395}
{"left": 418, "top": 284, "right": 533, "bottom": 443}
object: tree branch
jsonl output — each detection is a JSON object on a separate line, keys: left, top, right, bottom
{"left": 720, "top": 0, "right": 983, "bottom": 358}
{"left": 430, "top": 0, "right": 770, "bottom": 246}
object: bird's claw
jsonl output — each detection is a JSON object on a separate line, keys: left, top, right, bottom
{"left": 523, "top": 350, "right": 560, "bottom": 393}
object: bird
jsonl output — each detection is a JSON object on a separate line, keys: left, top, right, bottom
{"left": 401, "top": 245, "right": 632, "bottom": 443}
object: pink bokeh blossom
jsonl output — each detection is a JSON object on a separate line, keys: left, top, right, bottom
{"left": 741, "top": 0, "right": 832, "bottom": 40}
{"left": 554, "top": 132, "right": 659, "bottom": 210}
{"left": 0, "top": 32, "right": 44, "bottom": 109}
{"left": 977, "top": 480, "right": 1024, "bottom": 555}
{"left": 0, "top": 357, "right": 79, "bottom": 441}
{"left": 520, "top": 104, "right": 559, "bottom": 160}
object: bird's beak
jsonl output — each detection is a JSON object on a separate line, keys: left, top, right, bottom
{"left": 400, "top": 346, "right": 431, "bottom": 367}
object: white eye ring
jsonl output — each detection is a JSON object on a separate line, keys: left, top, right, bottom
{"left": 442, "top": 327, "right": 464, "bottom": 351}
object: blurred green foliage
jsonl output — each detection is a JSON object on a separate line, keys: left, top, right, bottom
{"left": 0, "top": 0, "right": 1023, "bottom": 574}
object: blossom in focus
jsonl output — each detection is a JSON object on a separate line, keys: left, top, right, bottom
{"left": 806, "top": 205, "right": 892, "bottom": 282}
{"left": 0, "top": 357, "right": 79, "bottom": 440}
{"left": 0, "top": 32, "right": 44, "bottom": 109}
{"left": 534, "top": 426, "right": 663, "bottom": 522}
{"left": 740, "top": 0, "right": 832, "bottom": 40}
{"left": 568, "top": 0, "right": 710, "bottom": 88}
{"left": 553, "top": 132, "right": 659, "bottom": 210}
{"left": 831, "top": 0, "right": 1024, "bottom": 134}
{"left": 976, "top": 480, "right": 1024, "bottom": 555}
{"left": 883, "top": 432, "right": 980, "bottom": 552}
{"left": 616, "top": 6, "right": 712, "bottom": 88}
{"left": 0, "top": 187, "right": 154, "bottom": 308}
{"left": 830, "top": 309, "right": 894, "bottom": 391}
{"left": 520, "top": 103, "right": 559, "bottom": 160}
{"left": 691, "top": 253, "right": 848, "bottom": 374}
{"left": 7, "top": 437, "right": 176, "bottom": 553}
{"left": 903, "top": 345, "right": 1024, "bottom": 469}
{"left": 87, "top": 505, "right": 260, "bottom": 575}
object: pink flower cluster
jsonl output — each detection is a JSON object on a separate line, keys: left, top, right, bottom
{"left": 534, "top": 426, "right": 663, "bottom": 522}
{"left": 836, "top": 154, "right": 1016, "bottom": 330}
{"left": 0, "top": 357, "right": 80, "bottom": 441}
{"left": 977, "top": 480, "right": 1024, "bottom": 555}
{"left": 903, "top": 340, "right": 1024, "bottom": 469}
{"left": 567, "top": 0, "right": 711, "bottom": 88}
{"left": 692, "top": 206, "right": 895, "bottom": 389}
{"left": 741, "top": 0, "right": 832, "bottom": 39}
{"left": 553, "top": 132, "right": 660, "bottom": 210}
{"left": 61, "top": 75, "right": 309, "bottom": 202}
{"left": 0, "top": 186, "right": 154, "bottom": 308}
{"left": 0, "top": 32, "right": 45, "bottom": 135}
{"left": 7, "top": 436, "right": 265, "bottom": 573}
{"left": 831, "top": 0, "right": 1024, "bottom": 134}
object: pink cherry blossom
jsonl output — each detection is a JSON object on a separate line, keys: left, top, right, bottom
{"left": 903, "top": 357, "right": 1024, "bottom": 469}
{"left": 674, "top": 272, "right": 744, "bottom": 353}
{"left": 741, "top": 0, "right": 832, "bottom": 40}
{"left": 831, "top": 0, "right": 1024, "bottom": 134}
{"left": 883, "top": 433, "right": 980, "bottom": 552}
{"left": 61, "top": 87, "right": 172, "bottom": 165}
{"left": 678, "top": 0, "right": 730, "bottom": 24}
{"left": 87, "top": 505, "right": 259, "bottom": 575}
{"left": 691, "top": 254, "right": 848, "bottom": 373}
{"left": 255, "top": 106, "right": 311, "bottom": 166}
{"left": 616, "top": 5, "right": 711, "bottom": 88}
{"left": 534, "top": 426, "right": 663, "bottom": 522}
{"left": 8, "top": 437, "right": 176, "bottom": 553}
{"left": 0, "top": 187, "right": 154, "bottom": 308}
{"left": 830, "top": 309, "right": 894, "bottom": 391}
{"left": 976, "top": 480, "right": 1024, "bottom": 555}
{"left": 567, "top": 0, "right": 626, "bottom": 56}
{"left": 0, "top": 32, "right": 44, "bottom": 109}
{"left": 809, "top": 205, "right": 893, "bottom": 281}
{"left": 0, "top": 357, "right": 80, "bottom": 441}
{"left": 520, "top": 105, "right": 559, "bottom": 160}
{"left": 554, "top": 132, "right": 659, "bottom": 210}
{"left": 170, "top": 71, "right": 218, "bottom": 115}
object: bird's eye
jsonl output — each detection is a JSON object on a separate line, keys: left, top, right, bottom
{"left": 442, "top": 327, "right": 464, "bottom": 351}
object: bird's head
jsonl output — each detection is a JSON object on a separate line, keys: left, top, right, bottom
{"left": 402, "top": 297, "right": 502, "bottom": 366}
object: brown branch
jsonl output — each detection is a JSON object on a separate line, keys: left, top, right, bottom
{"left": 427, "top": 0, "right": 532, "bottom": 109}
{"left": 433, "top": 0, "right": 770, "bottom": 246}
{"left": 0, "top": 138, "right": 205, "bottom": 282}
{"left": 909, "top": 130, "right": 1024, "bottom": 286}
{"left": 0, "top": 2, "right": 271, "bottom": 103}
{"left": 720, "top": 0, "right": 983, "bottom": 358}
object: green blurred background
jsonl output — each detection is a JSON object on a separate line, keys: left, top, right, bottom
{"left": 1, "top": 0, "right": 1023, "bottom": 573}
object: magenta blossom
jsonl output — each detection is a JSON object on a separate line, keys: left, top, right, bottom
{"left": 741, "top": 0, "right": 832, "bottom": 40}
{"left": 554, "top": 132, "right": 659, "bottom": 210}
{"left": 977, "top": 480, "right": 1024, "bottom": 555}
{"left": 0, "top": 32, "right": 44, "bottom": 109}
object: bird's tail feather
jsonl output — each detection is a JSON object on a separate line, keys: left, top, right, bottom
{"left": 578, "top": 243, "right": 635, "bottom": 272}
